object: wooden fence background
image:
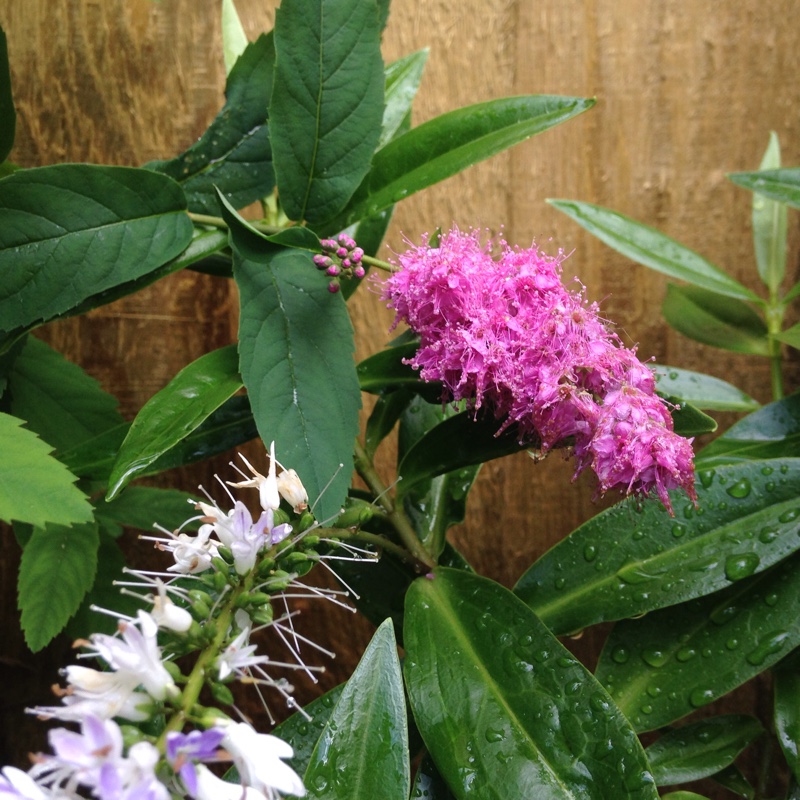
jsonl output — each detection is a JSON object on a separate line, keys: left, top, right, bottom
{"left": 2, "top": 0, "right": 800, "bottom": 792}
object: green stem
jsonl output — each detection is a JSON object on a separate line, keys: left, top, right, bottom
{"left": 765, "top": 301, "right": 785, "bottom": 401}
{"left": 323, "top": 526, "right": 425, "bottom": 568}
{"left": 352, "top": 440, "right": 436, "bottom": 570}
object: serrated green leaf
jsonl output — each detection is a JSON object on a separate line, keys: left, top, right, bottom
{"left": 0, "top": 26, "right": 15, "bottom": 163}
{"left": 662, "top": 284, "right": 769, "bottom": 355}
{"left": 270, "top": 0, "right": 385, "bottom": 223}
{"left": 273, "top": 685, "right": 345, "bottom": 778}
{"left": 775, "top": 649, "right": 800, "bottom": 783}
{"left": 645, "top": 715, "right": 763, "bottom": 785}
{"left": 549, "top": 200, "right": 760, "bottom": 303}
{"left": 596, "top": 550, "right": 800, "bottom": 731}
{"left": 221, "top": 0, "right": 248, "bottom": 75}
{"left": 728, "top": 167, "right": 800, "bottom": 209}
{"left": 9, "top": 336, "right": 122, "bottom": 452}
{"left": 18, "top": 521, "right": 99, "bottom": 651}
{"left": 148, "top": 35, "right": 275, "bottom": 215}
{"left": 232, "top": 244, "right": 360, "bottom": 523}
{"left": 751, "top": 132, "right": 787, "bottom": 293}
{"left": 96, "top": 486, "right": 197, "bottom": 534}
{"left": 404, "top": 568, "right": 657, "bottom": 799}
{"left": 653, "top": 365, "right": 760, "bottom": 412}
{"left": 304, "top": 619, "right": 409, "bottom": 800}
{"left": 515, "top": 459, "right": 800, "bottom": 635}
{"left": 0, "top": 165, "right": 193, "bottom": 332}
{"left": 329, "top": 96, "right": 594, "bottom": 231}
{"left": 696, "top": 395, "right": 800, "bottom": 467}
{"left": 0, "top": 411, "right": 93, "bottom": 527}
{"left": 107, "top": 345, "right": 242, "bottom": 499}
{"left": 379, "top": 50, "right": 428, "bottom": 149}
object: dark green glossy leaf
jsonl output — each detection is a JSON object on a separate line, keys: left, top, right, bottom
{"left": 148, "top": 35, "right": 275, "bottom": 214}
{"left": 9, "top": 336, "right": 122, "bottom": 453}
{"left": 709, "top": 764, "right": 754, "bottom": 799}
{"left": 0, "top": 26, "right": 14, "bottom": 163}
{"left": 404, "top": 568, "right": 657, "bottom": 799}
{"left": 364, "top": 388, "right": 413, "bottom": 459}
{"left": 357, "top": 340, "right": 426, "bottom": 393}
{"left": 330, "top": 96, "right": 594, "bottom": 231}
{"left": 270, "top": 0, "right": 384, "bottom": 223}
{"left": 665, "top": 396, "right": 717, "bottom": 437}
{"left": 775, "top": 649, "right": 800, "bottom": 783}
{"left": 653, "top": 365, "right": 760, "bottom": 412}
{"left": 645, "top": 715, "right": 763, "bottom": 785}
{"left": 696, "top": 395, "right": 800, "bottom": 467}
{"left": 18, "top": 521, "right": 99, "bottom": 651}
{"left": 107, "top": 346, "right": 242, "bottom": 499}
{"left": 0, "top": 165, "right": 193, "bottom": 331}
{"left": 411, "top": 755, "right": 456, "bottom": 800}
{"left": 398, "top": 410, "right": 528, "bottom": 494}
{"left": 0, "top": 411, "right": 93, "bottom": 528}
{"left": 549, "top": 200, "right": 760, "bottom": 303}
{"left": 728, "top": 167, "right": 800, "bottom": 210}
{"left": 515, "top": 459, "right": 800, "bottom": 635}
{"left": 751, "top": 133, "right": 787, "bottom": 293}
{"left": 379, "top": 50, "right": 428, "bottom": 149}
{"left": 232, "top": 241, "right": 360, "bottom": 524}
{"left": 596, "top": 550, "right": 800, "bottom": 731}
{"left": 662, "top": 284, "right": 769, "bottom": 355}
{"left": 96, "top": 486, "right": 197, "bottom": 536}
{"left": 304, "top": 619, "right": 409, "bottom": 800}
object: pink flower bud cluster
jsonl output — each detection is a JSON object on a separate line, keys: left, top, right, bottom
{"left": 314, "top": 234, "right": 366, "bottom": 293}
{"left": 383, "top": 227, "right": 696, "bottom": 513}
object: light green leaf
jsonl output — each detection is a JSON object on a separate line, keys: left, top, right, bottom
{"left": 652, "top": 365, "right": 760, "bottom": 412}
{"left": 775, "top": 650, "right": 800, "bottom": 783}
{"left": 404, "top": 568, "right": 657, "bottom": 799}
{"left": 596, "top": 549, "right": 800, "bottom": 731}
{"left": 751, "top": 132, "right": 787, "bottom": 293}
{"left": 270, "top": 0, "right": 385, "bottom": 223}
{"left": 221, "top": 0, "right": 248, "bottom": 75}
{"left": 775, "top": 322, "right": 800, "bottom": 350}
{"left": 0, "top": 165, "right": 193, "bottom": 331}
{"left": 379, "top": 50, "right": 428, "bottom": 149}
{"left": 329, "top": 96, "right": 594, "bottom": 231}
{"left": 662, "top": 284, "right": 769, "bottom": 355}
{"left": 107, "top": 346, "right": 242, "bottom": 499}
{"left": 696, "top": 395, "right": 800, "bottom": 467}
{"left": 549, "top": 200, "right": 760, "bottom": 303}
{"left": 645, "top": 715, "right": 763, "bottom": 785}
{"left": 515, "top": 459, "right": 800, "bottom": 635}
{"left": 148, "top": 35, "right": 275, "bottom": 215}
{"left": 304, "top": 619, "right": 409, "bottom": 800}
{"left": 232, "top": 242, "right": 361, "bottom": 524}
{"left": 728, "top": 167, "right": 800, "bottom": 210}
{"left": 0, "top": 411, "right": 93, "bottom": 528}
{"left": 0, "top": 25, "right": 15, "bottom": 163}
{"left": 18, "top": 521, "right": 99, "bottom": 651}
{"left": 9, "top": 336, "right": 123, "bottom": 453}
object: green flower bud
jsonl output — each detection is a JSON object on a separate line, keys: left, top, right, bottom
{"left": 210, "top": 682, "right": 235, "bottom": 706}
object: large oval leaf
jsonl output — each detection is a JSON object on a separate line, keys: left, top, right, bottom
{"left": 147, "top": 35, "right": 275, "bottom": 215}
{"left": 270, "top": 0, "right": 384, "bottom": 223}
{"left": 596, "top": 550, "right": 800, "bottom": 731}
{"left": 515, "top": 459, "right": 800, "bottom": 635}
{"left": 662, "top": 284, "right": 769, "bottom": 355}
{"left": 0, "top": 164, "right": 193, "bottom": 331}
{"left": 404, "top": 568, "right": 657, "bottom": 800}
{"left": 329, "top": 96, "right": 594, "bottom": 231}
{"left": 232, "top": 244, "right": 361, "bottom": 524}
{"left": 549, "top": 200, "right": 760, "bottom": 303}
{"left": 106, "top": 345, "right": 242, "bottom": 499}
{"left": 304, "top": 619, "right": 409, "bottom": 800}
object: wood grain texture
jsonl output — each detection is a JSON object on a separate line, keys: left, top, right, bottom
{"left": 2, "top": 0, "right": 799, "bottom": 791}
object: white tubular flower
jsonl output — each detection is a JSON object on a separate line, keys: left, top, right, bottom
{"left": 0, "top": 766, "right": 47, "bottom": 800}
{"left": 275, "top": 468, "right": 308, "bottom": 514}
{"left": 193, "top": 765, "right": 266, "bottom": 800}
{"left": 89, "top": 611, "right": 178, "bottom": 702}
{"left": 150, "top": 582, "right": 193, "bottom": 633}
{"left": 221, "top": 721, "right": 306, "bottom": 798}
{"left": 228, "top": 442, "right": 280, "bottom": 512}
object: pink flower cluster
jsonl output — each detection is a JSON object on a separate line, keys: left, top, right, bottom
{"left": 383, "top": 227, "right": 696, "bottom": 512}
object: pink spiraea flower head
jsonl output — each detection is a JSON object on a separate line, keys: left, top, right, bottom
{"left": 382, "top": 227, "right": 696, "bottom": 513}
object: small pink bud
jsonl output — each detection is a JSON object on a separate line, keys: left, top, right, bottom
{"left": 328, "top": 281, "right": 340, "bottom": 293}
{"left": 326, "top": 264, "right": 341, "bottom": 276}
{"left": 353, "top": 265, "right": 366, "bottom": 278}
{"left": 336, "top": 246, "right": 348, "bottom": 258}
{"left": 351, "top": 247, "right": 364, "bottom": 262}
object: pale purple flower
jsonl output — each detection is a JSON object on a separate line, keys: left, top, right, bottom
{"left": 0, "top": 767, "right": 48, "bottom": 800}
{"left": 163, "top": 526, "right": 219, "bottom": 575}
{"left": 192, "top": 765, "right": 266, "bottom": 800}
{"left": 383, "top": 227, "right": 696, "bottom": 512}
{"left": 166, "top": 729, "right": 226, "bottom": 796}
{"left": 216, "top": 627, "right": 268, "bottom": 681}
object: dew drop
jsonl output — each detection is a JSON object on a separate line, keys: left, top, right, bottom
{"left": 485, "top": 726, "right": 505, "bottom": 743}
{"left": 313, "top": 776, "right": 329, "bottom": 792}
{"left": 554, "top": 577, "right": 567, "bottom": 590}
{"left": 583, "top": 544, "right": 598, "bottom": 562}
{"left": 746, "top": 631, "right": 791, "bottom": 666}
{"left": 761, "top": 465, "right": 775, "bottom": 476}
{"left": 710, "top": 604, "right": 739, "bottom": 625}
{"left": 726, "top": 479, "right": 752, "bottom": 499}
{"left": 724, "top": 553, "right": 760, "bottom": 581}
{"left": 640, "top": 704, "right": 653, "bottom": 715}
{"left": 611, "top": 646, "right": 630, "bottom": 664}
{"left": 781, "top": 464, "right": 790, "bottom": 474}
{"left": 632, "top": 530, "right": 645, "bottom": 541}
{"left": 759, "top": 528, "right": 779, "bottom": 544}
{"left": 726, "top": 638, "right": 739, "bottom": 650}
{"left": 589, "top": 693, "right": 611, "bottom": 714}
{"left": 699, "top": 469, "right": 716, "bottom": 489}
{"left": 764, "top": 592, "right": 779, "bottom": 607}
{"left": 641, "top": 649, "right": 670, "bottom": 668}
{"left": 766, "top": 481, "right": 777, "bottom": 492}
{"left": 676, "top": 647, "right": 697, "bottom": 662}
{"left": 689, "top": 687, "right": 715, "bottom": 708}
{"left": 646, "top": 684, "right": 662, "bottom": 698}
{"left": 779, "top": 508, "right": 800, "bottom": 524}
{"left": 671, "top": 524, "right": 686, "bottom": 539}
